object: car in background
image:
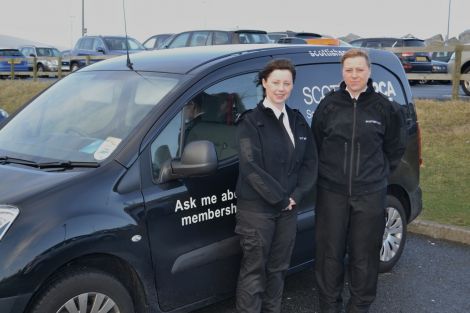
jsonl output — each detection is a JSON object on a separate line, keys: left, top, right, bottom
{"left": 271, "top": 31, "right": 350, "bottom": 47}
{"left": 278, "top": 36, "right": 351, "bottom": 47}
{"left": 143, "top": 33, "right": 173, "bottom": 50}
{"left": 19, "top": 45, "right": 61, "bottom": 72}
{"left": 267, "top": 31, "right": 320, "bottom": 43}
{"left": 447, "top": 45, "right": 470, "bottom": 96}
{"left": 0, "top": 108, "right": 8, "bottom": 123}
{"left": 162, "top": 29, "right": 270, "bottom": 49}
{"left": 69, "top": 35, "right": 145, "bottom": 71}
{"left": 350, "top": 37, "right": 433, "bottom": 84}
{"left": 0, "top": 48, "right": 28, "bottom": 78}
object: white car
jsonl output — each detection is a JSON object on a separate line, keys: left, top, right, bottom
{"left": 447, "top": 45, "right": 470, "bottom": 96}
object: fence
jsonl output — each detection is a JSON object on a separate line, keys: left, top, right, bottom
{"left": 384, "top": 44, "right": 470, "bottom": 100}
{"left": 1, "top": 46, "right": 470, "bottom": 100}
{"left": 0, "top": 55, "right": 114, "bottom": 80}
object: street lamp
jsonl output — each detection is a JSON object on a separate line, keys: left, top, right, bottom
{"left": 446, "top": 0, "right": 451, "bottom": 40}
{"left": 82, "top": 0, "right": 87, "bottom": 36}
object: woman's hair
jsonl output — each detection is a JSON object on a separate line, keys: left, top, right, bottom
{"left": 257, "top": 58, "right": 296, "bottom": 87}
{"left": 341, "top": 48, "right": 371, "bottom": 68}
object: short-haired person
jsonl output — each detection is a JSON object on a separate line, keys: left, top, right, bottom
{"left": 235, "top": 59, "right": 317, "bottom": 313}
{"left": 311, "top": 49, "right": 407, "bottom": 313}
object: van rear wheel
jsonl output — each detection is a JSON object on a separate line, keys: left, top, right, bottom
{"left": 379, "top": 195, "right": 407, "bottom": 273}
{"left": 30, "top": 269, "right": 134, "bottom": 313}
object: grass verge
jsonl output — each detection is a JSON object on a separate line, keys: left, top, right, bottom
{"left": 0, "top": 80, "right": 52, "bottom": 113}
{"left": 416, "top": 100, "right": 470, "bottom": 227}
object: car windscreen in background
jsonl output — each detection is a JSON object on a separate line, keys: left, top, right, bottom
{"left": 289, "top": 63, "right": 407, "bottom": 121}
{"left": 404, "top": 40, "right": 425, "bottom": 47}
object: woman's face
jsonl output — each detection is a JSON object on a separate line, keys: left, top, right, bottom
{"left": 342, "top": 56, "right": 371, "bottom": 94}
{"left": 262, "top": 69, "right": 293, "bottom": 107}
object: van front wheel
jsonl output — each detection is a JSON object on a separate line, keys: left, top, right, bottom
{"left": 30, "top": 269, "right": 134, "bottom": 313}
{"left": 379, "top": 195, "right": 407, "bottom": 273}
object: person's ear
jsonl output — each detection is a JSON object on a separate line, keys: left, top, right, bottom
{"left": 262, "top": 78, "right": 267, "bottom": 89}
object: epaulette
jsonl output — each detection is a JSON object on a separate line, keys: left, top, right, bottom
{"left": 234, "top": 109, "right": 253, "bottom": 125}
{"left": 325, "top": 88, "right": 337, "bottom": 97}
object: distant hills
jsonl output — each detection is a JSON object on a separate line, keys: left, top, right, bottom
{"left": 0, "top": 34, "right": 67, "bottom": 50}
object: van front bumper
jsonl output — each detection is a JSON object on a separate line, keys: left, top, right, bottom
{"left": 0, "top": 293, "right": 31, "bottom": 313}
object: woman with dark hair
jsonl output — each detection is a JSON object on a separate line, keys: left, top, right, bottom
{"left": 235, "top": 59, "right": 317, "bottom": 313}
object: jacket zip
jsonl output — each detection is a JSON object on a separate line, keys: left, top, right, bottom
{"left": 349, "top": 99, "right": 357, "bottom": 195}
{"left": 343, "top": 142, "right": 348, "bottom": 174}
{"left": 356, "top": 142, "right": 361, "bottom": 176}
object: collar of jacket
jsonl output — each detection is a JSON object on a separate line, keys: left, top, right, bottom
{"left": 256, "top": 100, "right": 296, "bottom": 116}
{"left": 339, "top": 78, "right": 375, "bottom": 100}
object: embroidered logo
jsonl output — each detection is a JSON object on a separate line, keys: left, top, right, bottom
{"left": 298, "top": 136, "right": 307, "bottom": 141}
{"left": 365, "top": 120, "right": 382, "bottom": 126}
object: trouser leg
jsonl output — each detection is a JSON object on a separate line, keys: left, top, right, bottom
{"left": 235, "top": 210, "right": 276, "bottom": 313}
{"left": 314, "top": 188, "right": 350, "bottom": 313}
{"left": 346, "top": 189, "right": 386, "bottom": 313}
{"left": 262, "top": 210, "right": 297, "bottom": 313}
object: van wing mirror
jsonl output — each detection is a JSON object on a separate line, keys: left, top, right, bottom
{"left": 159, "top": 140, "right": 218, "bottom": 183}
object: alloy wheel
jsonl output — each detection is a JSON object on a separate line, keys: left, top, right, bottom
{"left": 381, "top": 205, "right": 404, "bottom": 262}
{"left": 56, "top": 292, "right": 120, "bottom": 313}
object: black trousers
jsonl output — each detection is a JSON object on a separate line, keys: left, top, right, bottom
{"left": 314, "top": 187, "right": 386, "bottom": 313}
{"left": 235, "top": 209, "right": 297, "bottom": 313}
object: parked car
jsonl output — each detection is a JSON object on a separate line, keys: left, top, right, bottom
{"left": 19, "top": 45, "right": 61, "bottom": 72}
{"left": 69, "top": 35, "right": 145, "bottom": 71}
{"left": 0, "top": 48, "right": 28, "bottom": 78}
{"left": 278, "top": 36, "right": 351, "bottom": 47}
{"left": 0, "top": 44, "right": 422, "bottom": 313}
{"left": 162, "top": 29, "right": 270, "bottom": 49}
{"left": 0, "top": 108, "right": 8, "bottom": 123}
{"left": 143, "top": 33, "right": 173, "bottom": 50}
{"left": 447, "top": 45, "right": 470, "bottom": 96}
{"left": 350, "top": 37, "right": 433, "bottom": 84}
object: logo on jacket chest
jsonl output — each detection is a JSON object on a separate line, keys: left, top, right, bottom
{"left": 365, "top": 120, "right": 382, "bottom": 126}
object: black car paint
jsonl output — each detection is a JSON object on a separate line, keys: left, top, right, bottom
{"left": 0, "top": 45, "right": 421, "bottom": 313}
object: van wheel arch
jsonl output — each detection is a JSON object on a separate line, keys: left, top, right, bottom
{"left": 27, "top": 254, "right": 148, "bottom": 313}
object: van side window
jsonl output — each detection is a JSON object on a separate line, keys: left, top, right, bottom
{"left": 150, "top": 72, "right": 262, "bottom": 182}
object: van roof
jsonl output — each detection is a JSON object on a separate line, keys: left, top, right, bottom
{"left": 81, "top": 44, "right": 407, "bottom": 79}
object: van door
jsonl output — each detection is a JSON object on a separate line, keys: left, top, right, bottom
{"left": 140, "top": 71, "right": 263, "bottom": 311}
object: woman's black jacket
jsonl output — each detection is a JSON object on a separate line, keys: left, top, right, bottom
{"left": 312, "top": 79, "right": 407, "bottom": 196}
{"left": 236, "top": 102, "right": 318, "bottom": 213}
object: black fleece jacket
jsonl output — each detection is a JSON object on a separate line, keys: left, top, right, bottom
{"left": 312, "top": 79, "right": 407, "bottom": 196}
{"left": 236, "top": 101, "right": 318, "bottom": 213}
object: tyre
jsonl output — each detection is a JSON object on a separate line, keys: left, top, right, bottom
{"left": 71, "top": 62, "right": 80, "bottom": 72}
{"left": 460, "top": 66, "right": 470, "bottom": 96}
{"left": 30, "top": 269, "right": 134, "bottom": 313}
{"left": 37, "top": 63, "right": 44, "bottom": 73}
{"left": 379, "top": 195, "right": 407, "bottom": 273}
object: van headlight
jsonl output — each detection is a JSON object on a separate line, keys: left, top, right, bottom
{"left": 0, "top": 205, "right": 19, "bottom": 240}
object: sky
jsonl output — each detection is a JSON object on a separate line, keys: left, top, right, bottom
{"left": 0, "top": 0, "right": 468, "bottom": 49}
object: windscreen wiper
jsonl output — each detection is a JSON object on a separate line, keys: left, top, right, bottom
{"left": 0, "top": 156, "right": 99, "bottom": 169}
{"left": 0, "top": 156, "right": 40, "bottom": 167}
{"left": 36, "top": 161, "right": 100, "bottom": 169}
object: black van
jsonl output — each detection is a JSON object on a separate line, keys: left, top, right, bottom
{"left": 0, "top": 45, "right": 422, "bottom": 313}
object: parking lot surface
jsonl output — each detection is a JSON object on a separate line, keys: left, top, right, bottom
{"left": 411, "top": 83, "right": 470, "bottom": 100}
{"left": 196, "top": 234, "right": 470, "bottom": 313}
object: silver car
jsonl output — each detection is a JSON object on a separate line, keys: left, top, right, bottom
{"left": 19, "top": 45, "right": 61, "bottom": 72}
